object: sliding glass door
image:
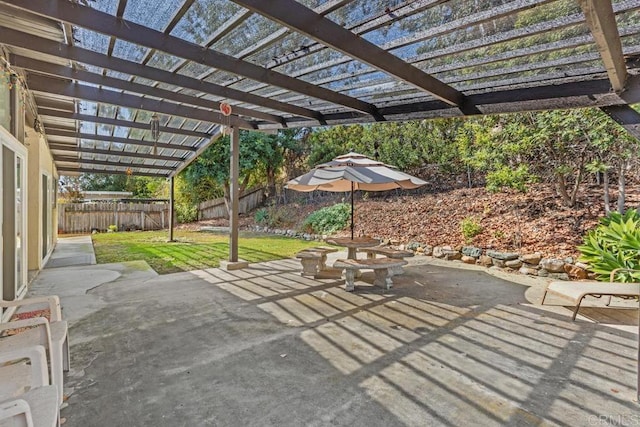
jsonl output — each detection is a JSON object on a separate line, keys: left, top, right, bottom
{"left": 1, "top": 126, "right": 27, "bottom": 307}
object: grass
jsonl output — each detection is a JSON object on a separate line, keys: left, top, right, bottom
{"left": 91, "top": 230, "right": 322, "bottom": 274}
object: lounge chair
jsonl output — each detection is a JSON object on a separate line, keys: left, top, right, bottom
{"left": 541, "top": 268, "right": 640, "bottom": 320}
{"left": 0, "top": 296, "right": 69, "bottom": 405}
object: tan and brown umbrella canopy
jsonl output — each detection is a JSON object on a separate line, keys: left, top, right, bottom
{"left": 287, "top": 152, "right": 427, "bottom": 238}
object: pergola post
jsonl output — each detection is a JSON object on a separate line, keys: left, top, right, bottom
{"left": 221, "top": 125, "right": 248, "bottom": 270}
{"left": 229, "top": 126, "right": 239, "bottom": 262}
{"left": 168, "top": 176, "right": 175, "bottom": 242}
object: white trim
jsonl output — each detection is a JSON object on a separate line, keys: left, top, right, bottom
{"left": 0, "top": 125, "right": 28, "bottom": 304}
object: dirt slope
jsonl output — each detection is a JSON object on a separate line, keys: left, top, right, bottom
{"left": 182, "top": 184, "right": 640, "bottom": 259}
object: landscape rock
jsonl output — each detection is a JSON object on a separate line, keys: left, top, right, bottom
{"left": 486, "top": 250, "right": 519, "bottom": 261}
{"left": 492, "top": 258, "right": 506, "bottom": 268}
{"left": 406, "top": 242, "right": 421, "bottom": 251}
{"left": 520, "top": 253, "right": 542, "bottom": 265}
{"left": 477, "top": 255, "right": 493, "bottom": 267}
{"left": 519, "top": 266, "right": 538, "bottom": 276}
{"left": 443, "top": 250, "right": 462, "bottom": 261}
{"left": 564, "top": 264, "right": 588, "bottom": 280}
{"left": 575, "top": 261, "right": 589, "bottom": 270}
{"left": 505, "top": 260, "right": 523, "bottom": 269}
{"left": 540, "top": 258, "right": 565, "bottom": 273}
{"left": 537, "top": 269, "right": 549, "bottom": 277}
{"left": 433, "top": 246, "right": 452, "bottom": 259}
{"left": 422, "top": 245, "right": 433, "bottom": 256}
{"left": 548, "top": 272, "right": 570, "bottom": 281}
{"left": 461, "top": 255, "right": 476, "bottom": 264}
{"left": 462, "top": 246, "right": 482, "bottom": 258}
{"left": 416, "top": 247, "right": 425, "bottom": 254}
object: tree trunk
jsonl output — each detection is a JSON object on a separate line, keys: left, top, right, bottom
{"left": 617, "top": 161, "right": 626, "bottom": 214}
{"left": 555, "top": 174, "right": 573, "bottom": 207}
{"left": 603, "top": 170, "right": 611, "bottom": 214}
{"left": 569, "top": 165, "right": 584, "bottom": 207}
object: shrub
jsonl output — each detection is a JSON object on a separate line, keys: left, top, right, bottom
{"left": 175, "top": 202, "right": 198, "bottom": 223}
{"left": 461, "top": 217, "right": 482, "bottom": 242}
{"left": 302, "top": 203, "right": 350, "bottom": 234}
{"left": 254, "top": 208, "right": 268, "bottom": 224}
{"left": 578, "top": 209, "right": 640, "bottom": 282}
{"left": 108, "top": 224, "right": 118, "bottom": 232}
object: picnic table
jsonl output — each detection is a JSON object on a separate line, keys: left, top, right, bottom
{"left": 325, "top": 237, "right": 380, "bottom": 260}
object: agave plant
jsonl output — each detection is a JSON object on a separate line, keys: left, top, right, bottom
{"left": 578, "top": 209, "right": 640, "bottom": 282}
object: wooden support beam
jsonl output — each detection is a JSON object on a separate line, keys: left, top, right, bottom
{"left": 578, "top": 0, "right": 628, "bottom": 91}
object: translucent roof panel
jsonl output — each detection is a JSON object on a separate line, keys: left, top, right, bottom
{"left": 177, "top": 61, "right": 215, "bottom": 79}
{"left": 73, "top": 28, "right": 110, "bottom": 54}
{"left": 170, "top": 0, "right": 243, "bottom": 45}
{"left": 112, "top": 39, "right": 150, "bottom": 62}
{"left": 146, "top": 52, "right": 184, "bottom": 71}
{"left": 212, "top": 13, "right": 284, "bottom": 57}
{"left": 122, "top": 0, "right": 184, "bottom": 31}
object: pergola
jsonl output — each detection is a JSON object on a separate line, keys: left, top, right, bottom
{"left": 0, "top": 0, "right": 639, "bottom": 401}
{"left": 1, "top": 0, "right": 640, "bottom": 248}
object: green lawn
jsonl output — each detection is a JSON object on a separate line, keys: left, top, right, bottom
{"left": 91, "top": 230, "right": 322, "bottom": 274}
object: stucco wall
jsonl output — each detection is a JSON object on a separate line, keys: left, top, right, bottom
{"left": 26, "top": 125, "right": 58, "bottom": 271}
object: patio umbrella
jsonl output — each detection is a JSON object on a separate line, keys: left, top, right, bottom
{"left": 286, "top": 152, "right": 427, "bottom": 238}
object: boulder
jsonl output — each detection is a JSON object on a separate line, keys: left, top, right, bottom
{"left": 433, "top": 246, "right": 452, "bottom": 259}
{"left": 477, "top": 255, "right": 493, "bottom": 267}
{"left": 443, "top": 250, "right": 462, "bottom": 261}
{"left": 486, "top": 250, "right": 519, "bottom": 261}
{"left": 416, "top": 246, "right": 425, "bottom": 254}
{"left": 537, "top": 269, "right": 549, "bottom": 277}
{"left": 462, "top": 246, "right": 483, "bottom": 258}
{"left": 520, "top": 253, "right": 542, "bottom": 265}
{"left": 548, "top": 272, "right": 570, "bottom": 281}
{"left": 492, "top": 258, "right": 506, "bottom": 268}
{"left": 564, "top": 264, "right": 588, "bottom": 280}
{"left": 540, "top": 258, "right": 565, "bottom": 273}
{"left": 422, "top": 245, "right": 433, "bottom": 256}
{"left": 505, "top": 260, "right": 523, "bottom": 269}
{"left": 575, "top": 261, "right": 590, "bottom": 270}
{"left": 519, "top": 266, "right": 538, "bottom": 276}
{"left": 461, "top": 255, "right": 476, "bottom": 264}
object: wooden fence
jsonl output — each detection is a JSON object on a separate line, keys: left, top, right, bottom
{"left": 58, "top": 202, "right": 170, "bottom": 234}
{"left": 198, "top": 187, "right": 265, "bottom": 220}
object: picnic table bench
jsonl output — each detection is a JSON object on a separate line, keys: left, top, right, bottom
{"left": 333, "top": 258, "right": 407, "bottom": 291}
{"left": 295, "top": 247, "right": 339, "bottom": 277}
{"left": 359, "top": 247, "right": 413, "bottom": 275}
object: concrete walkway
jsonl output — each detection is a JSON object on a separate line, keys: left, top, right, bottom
{"left": 29, "top": 237, "right": 639, "bottom": 426}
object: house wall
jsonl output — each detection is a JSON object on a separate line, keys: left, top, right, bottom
{"left": 26, "top": 126, "right": 58, "bottom": 273}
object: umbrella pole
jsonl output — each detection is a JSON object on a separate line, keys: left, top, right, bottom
{"left": 351, "top": 182, "right": 354, "bottom": 239}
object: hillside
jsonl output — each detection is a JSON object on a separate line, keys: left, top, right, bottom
{"left": 184, "top": 184, "right": 640, "bottom": 259}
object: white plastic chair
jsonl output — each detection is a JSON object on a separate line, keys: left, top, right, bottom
{"left": 0, "top": 296, "right": 69, "bottom": 405}
{"left": 0, "top": 345, "right": 59, "bottom": 427}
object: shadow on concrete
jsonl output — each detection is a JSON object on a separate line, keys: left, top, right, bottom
{"left": 33, "top": 257, "right": 637, "bottom": 427}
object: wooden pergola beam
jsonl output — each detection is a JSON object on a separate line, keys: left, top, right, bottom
{"left": 26, "top": 73, "right": 254, "bottom": 129}
{"left": 231, "top": 0, "right": 478, "bottom": 114}
{"left": 38, "top": 108, "right": 211, "bottom": 139}
{"left": 12, "top": 55, "right": 283, "bottom": 124}
{"left": 578, "top": 0, "right": 628, "bottom": 91}
{"left": 0, "top": 26, "right": 322, "bottom": 122}
{"left": 45, "top": 128, "right": 199, "bottom": 152}
{"left": 6, "top": 0, "right": 384, "bottom": 120}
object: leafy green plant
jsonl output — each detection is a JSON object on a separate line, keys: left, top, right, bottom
{"left": 254, "top": 208, "right": 269, "bottom": 224}
{"left": 108, "top": 224, "right": 118, "bottom": 232}
{"left": 301, "top": 203, "right": 350, "bottom": 234}
{"left": 578, "top": 209, "right": 640, "bottom": 282}
{"left": 175, "top": 202, "right": 198, "bottom": 223}
{"left": 461, "top": 217, "right": 483, "bottom": 242}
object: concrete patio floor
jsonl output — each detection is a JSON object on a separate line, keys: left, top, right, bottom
{"left": 29, "top": 237, "right": 639, "bottom": 426}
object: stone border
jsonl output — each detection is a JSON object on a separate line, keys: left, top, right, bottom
{"left": 246, "top": 226, "right": 590, "bottom": 281}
